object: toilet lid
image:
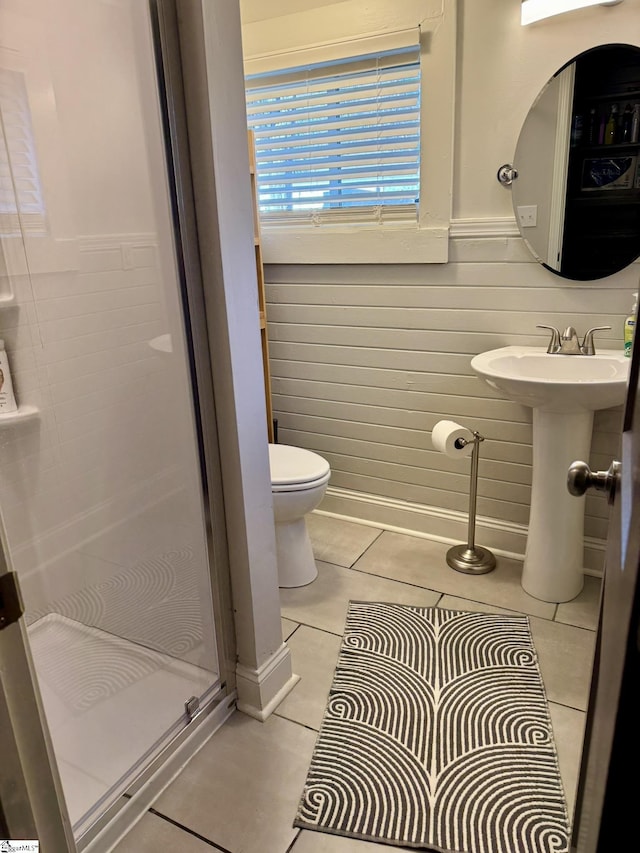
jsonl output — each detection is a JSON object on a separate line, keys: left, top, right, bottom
{"left": 269, "top": 443, "right": 330, "bottom": 487}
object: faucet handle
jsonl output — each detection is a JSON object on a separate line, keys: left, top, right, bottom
{"left": 581, "top": 326, "right": 611, "bottom": 356}
{"left": 536, "top": 324, "right": 561, "bottom": 353}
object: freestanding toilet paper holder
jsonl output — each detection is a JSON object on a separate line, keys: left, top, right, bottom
{"left": 447, "top": 430, "right": 496, "bottom": 575}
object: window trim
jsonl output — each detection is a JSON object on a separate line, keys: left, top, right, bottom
{"left": 241, "top": 0, "right": 456, "bottom": 264}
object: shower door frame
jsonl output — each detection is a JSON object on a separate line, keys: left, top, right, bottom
{"left": 144, "top": 0, "right": 239, "bottom": 704}
{"left": 0, "top": 1, "right": 239, "bottom": 849}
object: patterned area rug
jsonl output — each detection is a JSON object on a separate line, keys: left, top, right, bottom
{"left": 295, "top": 602, "right": 570, "bottom": 853}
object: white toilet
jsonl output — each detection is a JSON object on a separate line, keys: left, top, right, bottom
{"left": 269, "top": 443, "right": 331, "bottom": 588}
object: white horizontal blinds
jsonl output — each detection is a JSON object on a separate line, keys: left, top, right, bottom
{"left": 0, "top": 68, "right": 46, "bottom": 236}
{"left": 246, "top": 45, "right": 420, "bottom": 221}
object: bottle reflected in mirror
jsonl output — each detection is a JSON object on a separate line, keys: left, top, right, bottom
{"left": 604, "top": 103, "right": 618, "bottom": 144}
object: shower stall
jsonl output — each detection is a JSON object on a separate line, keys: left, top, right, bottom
{"left": 0, "top": 0, "right": 235, "bottom": 848}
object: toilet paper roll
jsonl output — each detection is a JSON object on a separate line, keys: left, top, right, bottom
{"left": 432, "top": 420, "right": 474, "bottom": 458}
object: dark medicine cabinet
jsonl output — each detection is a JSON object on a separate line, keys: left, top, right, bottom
{"left": 563, "top": 45, "right": 640, "bottom": 280}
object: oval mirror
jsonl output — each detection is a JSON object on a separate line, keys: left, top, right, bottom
{"left": 513, "top": 44, "right": 640, "bottom": 281}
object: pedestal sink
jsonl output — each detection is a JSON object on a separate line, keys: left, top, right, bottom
{"left": 471, "top": 346, "right": 629, "bottom": 602}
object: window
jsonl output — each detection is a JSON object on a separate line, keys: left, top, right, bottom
{"left": 242, "top": 0, "right": 455, "bottom": 263}
{"left": 0, "top": 68, "right": 46, "bottom": 236}
{"left": 246, "top": 46, "right": 421, "bottom": 226}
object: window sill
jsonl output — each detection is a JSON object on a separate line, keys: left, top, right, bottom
{"left": 259, "top": 224, "right": 449, "bottom": 265}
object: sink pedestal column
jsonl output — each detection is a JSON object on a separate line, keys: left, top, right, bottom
{"left": 521, "top": 409, "right": 594, "bottom": 602}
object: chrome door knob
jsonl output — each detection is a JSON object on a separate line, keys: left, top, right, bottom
{"left": 567, "top": 460, "right": 620, "bottom": 505}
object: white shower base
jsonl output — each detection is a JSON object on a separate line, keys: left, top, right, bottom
{"left": 28, "top": 613, "right": 215, "bottom": 834}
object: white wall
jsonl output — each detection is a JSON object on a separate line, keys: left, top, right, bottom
{"left": 241, "top": 0, "right": 640, "bottom": 569}
{"left": 34, "top": 0, "right": 155, "bottom": 237}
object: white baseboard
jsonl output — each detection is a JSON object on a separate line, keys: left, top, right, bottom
{"left": 318, "top": 486, "right": 605, "bottom": 578}
{"left": 236, "top": 643, "right": 300, "bottom": 721}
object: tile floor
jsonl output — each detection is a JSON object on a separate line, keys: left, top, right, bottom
{"left": 112, "top": 513, "right": 599, "bottom": 853}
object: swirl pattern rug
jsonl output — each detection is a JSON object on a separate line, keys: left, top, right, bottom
{"left": 295, "top": 603, "right": 569, "bottom": 853}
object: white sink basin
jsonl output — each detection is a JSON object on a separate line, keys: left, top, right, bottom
{"left": 471, "top": 346, "right": 629, "bottom": 412}
{"left": 470, "top": 344, "right": 629, "bottom": 604}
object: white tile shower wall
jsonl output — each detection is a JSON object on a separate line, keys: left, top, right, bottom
{"left": 0, "top": 235, "right": 184, "bottom": 601}
{"left": 265, "top": 231, "right": 634, "bottom": 572}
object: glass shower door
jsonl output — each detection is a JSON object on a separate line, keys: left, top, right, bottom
{"left": 0, "top": 0, "right": 221, "bottom": 842}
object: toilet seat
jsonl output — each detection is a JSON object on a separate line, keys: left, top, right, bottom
{"left": 269, "top": 444, "right": 330, "bottom": 493}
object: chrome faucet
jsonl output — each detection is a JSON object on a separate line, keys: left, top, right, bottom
{"left": 536, "top": 324, "right": 611, "bottom": 355}
{"left": 560, "top": 325, "right": 582, "bottom": 354}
